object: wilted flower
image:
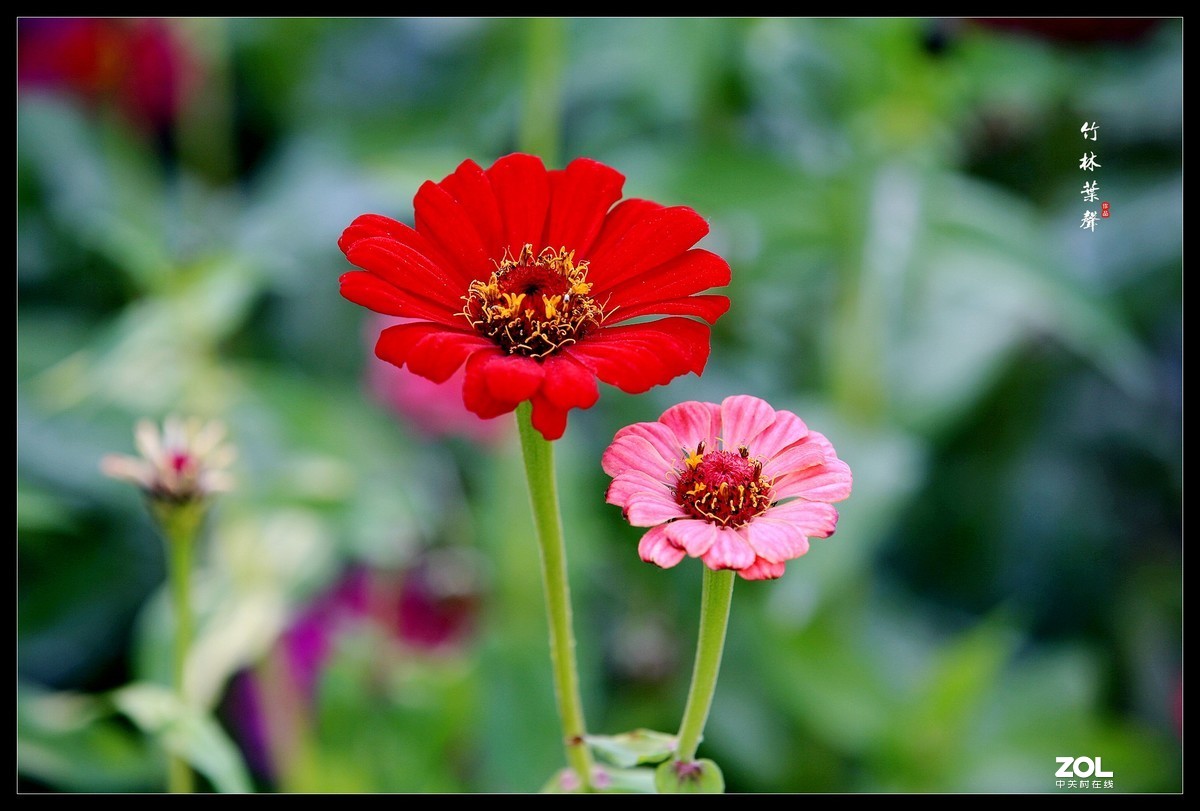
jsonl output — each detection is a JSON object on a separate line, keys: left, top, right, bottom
{"left": 339, "top": 153, "right": 731, "bottom": 440}
{"left": 603, "top": 396, "right": 852, "bottom": 580}
{"left": 102, "top": 416, "right": 235, "bottom": 503}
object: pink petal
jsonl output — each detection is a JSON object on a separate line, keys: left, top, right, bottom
{"left": 720, "top": 395, "right": 777, "bottom": 450}
{"left": 638, "top": 525, "right": 687, "bottom": 569}
{"left": 612, "top": 421, "right": 688, "bottom": 470}
{"left": 747, "top": 410, "right": 809, "bottom": 460}
{"left": 700, "top": 526, "right": 757, "bottom": 571}
{"left": 625, "top": 492, "right": 689, "bottom": 527}
{"left": 761, "top": 440, "right": 828, "bottom": 480}
{"left": 658, "top": 401, "right": 721, "bottom": 453}
{"left": 738, "top": 557, "right": 787, "bottom": 581}
{"left": 762, "top": 500, "right": 840, "bottom": 539}
{"left": 665, "top": 519, "right": 721, "bottom": 558}
{"left": 739, "top": 521, "right": 810, "bottom": 564}
{"left": 606, "top": 469, "right": 673, "bottom": 508}
{"left": 601, "top": 434, "right": 676, "bottom": 479}
{"left": 773, "top": 458, "right": 853, "bottom": 502}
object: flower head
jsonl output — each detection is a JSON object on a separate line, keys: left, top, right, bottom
{"left": 602, "top": 396, "right": 852, "bottom": 580}
{"left": 102, "top": 416, "right": 235, "bottom": 503}
{"left": 339, "top": 153, "right": 731, "bottom": 440}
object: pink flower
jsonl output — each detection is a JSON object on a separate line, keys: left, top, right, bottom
{"left": 602, "top": 395, "right": 852, "bottom": 581}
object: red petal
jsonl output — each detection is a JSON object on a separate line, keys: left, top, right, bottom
{"left": 438, "top": 159, "right": 503, "bottom": 256}
{"left": 375, "top": 321, "right": 454, "bottom": 368}
{"left": 414, "top": 180, "right": 493, "bottom": 283}
{"left": 405, "top": 329, "right": 495, "bottom": 383}
{"left": 588, "top": 205, "right": 710, "bottom": 294}
{"left": 340, "top": 272, "right": 461, "bottom": 325}
{"left": 568, "top": 319, "right": 711, "bottom": 393}
{"left": 545, "top": 158, "right": 625, "bottom": 255}
{"left": 606, "top": 294, "right": 730, "bottom": 325}
{"left": 345, "top": 236, "right": 464, "bottom": 309}
{"left": 529, "top": 393, "right": 569, "bottom": 440}
{"left": 462, "top": 350, "right": 521, "bottom": 419}
{"left": 480, "top": 353, "right": 545, "bottom": 402}
{"left": 539, "top": 354, "right": 599, "bottom": 411}
{"left": 486, "top": 153, "right": 550, "bottom": 253}
{"left": 339, "top": 214, "right": 456, "bottom": 275}
{"left": 586, "top": 198, "right": 664, "bottom": 261}
{"left": 602, "top": 249, "right": 731, "bottom": 310}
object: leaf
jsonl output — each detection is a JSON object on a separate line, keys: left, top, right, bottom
{"left": 585, "top": 728, "right": 678, "bottom": 768}
{"left": 654, "top": 759, "right": 725, "bottom": 794}
{"left": 110, "top": 683, "right": 252, "bottom": 793}
{"left": 594, "top": 766, "right": 659, "bottom": 794}
{"left": 17, "top": 682, "right": 160, "bottom": 792}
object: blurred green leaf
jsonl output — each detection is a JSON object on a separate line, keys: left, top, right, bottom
{"left": 586, "top": 728, "right": 677, "bottom": 768}
{"left": 110, "top": 682, "right": 252, "bottom": 793}
{"left": 18, "top": 682, "right": 160, "bottom": 792}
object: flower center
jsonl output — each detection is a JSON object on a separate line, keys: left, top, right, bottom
{"left": 674, "top": 443, "right": 773, "bottom": 527}
{"left": 460, "top": 244, "right": 605, "bottom": 359}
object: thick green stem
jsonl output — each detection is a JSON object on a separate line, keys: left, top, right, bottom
{"left": 674, "top": 567, "right": 736, "bottom": 763}
{"left": 515, "top": 402, "right": 593, "bottom": 791}
{"left": 163, "top": 515, "right": 197, "bottom": 794}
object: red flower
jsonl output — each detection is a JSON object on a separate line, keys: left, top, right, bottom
{"left": 338, "top": 154, "right": 731, "bottom": 440}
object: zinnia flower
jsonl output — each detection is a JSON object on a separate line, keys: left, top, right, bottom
{"left": 338, "top": 153, "right": 731, "bottom": 440}
{"left": 602, "top": 396, "right": 852, "bottom": 580}
{"left": 102, "top": 416, "right": 234, "bottom": 502}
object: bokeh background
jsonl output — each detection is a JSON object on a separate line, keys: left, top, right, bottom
{"left": 17, "top": 18, "right": 1182, "bottom": 793}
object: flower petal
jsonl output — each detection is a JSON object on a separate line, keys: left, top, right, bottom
{"left": 462, "top": 350, "right": 522, "bottom": 419}
{"left": 376, "top": 322, "right": 479, "bottom": 370}
{"left": 438, "top": 159, "right": 503, "bottom": 256}
{"left": 603, "top": 249, "right": 731, "bottom": 311}
{"left": 406, "top": 330, "right": 496, "bottom": 384}
{"left": 339, "top": 271, "right": 462, "bottom": 325}
{"left": 529, "top": 393, "right": 569, "bottom": 440}
{"left": 588, "top": 205, "right": 710, "bottom": 294}
{"left": 720, "top": 395, "right": 778, "bottom": 450}
{"left": 658, "top": 400, "right": 722, "bottom": 453}
{"left": 414, "top": 180, "right": 493, "bottom": 283}
{"left": 612, "top": 421, "right": 688, "bottom": 472}
{"left": 345, "top": 234, "right": 466, "bottom": 309}
{"left": 539, "top": 354, "right": 600, "bottom": 412}
{"left": 567, "top": 318, "right": 711, "bottom": 394}
{"left": 761, "top": 439, "right": 830, "bottom": 481}
{"left": 479, "top": 353, "right": 545, "bottom": 403}
{"left": 665, "top": 519, "right": 720, "bottom": 558}
{"left": 606, "top": 469, "right": 674, "bottom": 509}
{"left": 638, "top": 525, "right": 687, "bottom": 569}
{"left": 773, "top": 458, "right": 854, "bottom": 502}
{"left": 700, "top": 526, "right": 757, "bottom": 571}
{"left": 749, "top": 410, "right": 809, "bottom": 460}
{"left": 625, "top": 491, "right": 688, "bottom": 527}
{"left": 738, "top": 557, "right": 786, "bottom": 581}
{"left": 604, "top": 294, "right": 730, "bottom": 326}
{"left": 545, "top": 158, "right": 625, "bottom": 255}
{"left": 601, "top": 433, "right": 677, "bottom": 479}
{"left": 762, "top": 500, "right": 840, "bottom": 538}
{"left": 739, "top": 520, "right": 810, "bottom": 564}
{"left": 486, "top": 153, "right": 550, "bottom": 252}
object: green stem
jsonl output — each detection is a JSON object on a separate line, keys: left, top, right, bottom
{"left": 675, "top": 568, "right": 736, "bottom": 763}
{"left": 515, "top": 402, "right": 593, "bottom": 791}
{"left": 519, "top": 18, "right": 565, "bottom": 164}
{"left": 159, "top": 503, "right": 201, "bottom": 793}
